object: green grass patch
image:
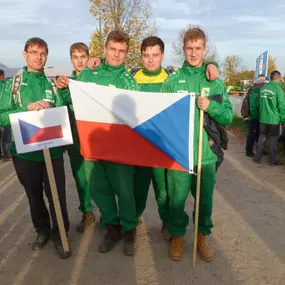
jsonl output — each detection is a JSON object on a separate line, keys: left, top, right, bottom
{"left": 229, "top": 115, "right": 248, "bottom": 136}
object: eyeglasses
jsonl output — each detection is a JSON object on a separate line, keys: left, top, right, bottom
{"left": 26, "top": 50, "right": 48, "bottom": 58}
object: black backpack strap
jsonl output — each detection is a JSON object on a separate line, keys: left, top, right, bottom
{"left": 129, "top": 67, "right": 141, "bottom": 76}
{"left": 47, "top": 77, "right": 57, "bottom": 95}
{"left": 165, "top": 66, "right": 177, "bottom": 75}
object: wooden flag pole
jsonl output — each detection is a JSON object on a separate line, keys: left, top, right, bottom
{"left": 43, "top": 148, "right": 70, "bottom": 253}
{"left": 192, "top": 90, "right": 206, "bottom": 268}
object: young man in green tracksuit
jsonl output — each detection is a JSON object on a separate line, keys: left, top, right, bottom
{"left": 57, "top": 43, "right": 95, "bottom": 233}
{"left": 254, "top": 70, "right": 285, "bottom": 165}
{"left": 245, "top": 76, "right": 267, "bottom": 157}
{"left": 131, "top": 36, "right": 220, "bottom": 240}
{"left": 161, "top": 27, "right": 233, "bottom": 262}
{"left": 131, "top": 36, "right": 173, "bottom": 240}
{"left": 56, "top": 30, "right": 139, "bottom": 256}
{"left": 0, "top": 37, "right": 70, "bottom": 259}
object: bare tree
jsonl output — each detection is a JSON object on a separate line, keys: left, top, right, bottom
{"left": 268, "top": 55, "right": 277, "bottom": 74}
{"left": 89, "top": 0, "right": 156, "bottom": 67}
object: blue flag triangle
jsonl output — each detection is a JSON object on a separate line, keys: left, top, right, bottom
{"left": 134, "top": 96, "right": 191, "bottom": 171}
{"left": 19, "top": 119, "right": 40, "bottom": 144}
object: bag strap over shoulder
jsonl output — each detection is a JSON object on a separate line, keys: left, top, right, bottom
{"left": 47, "top": 78, "right": 57, "bottom": 95}
{"left": 12, "top": 73, "right": 23, "bottom": 107}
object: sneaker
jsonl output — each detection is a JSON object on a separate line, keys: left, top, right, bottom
{"left": 252, "top": 159, "right": 260, "bottom": 164}
{"left": 99, "top": 225, "right": 122, "bottom": 253}
{"left": 76, "top": 211, "right": 96, "bottom": 233}
{"left": 124, "top": 229, "right": 136, "bottom": 256}
{"left": 54, "top": 239, "right": 72, "bottom": 259}
{"left": 162, "top": 222, "right": 172, "bottom": 241}
{"left": 246, "top": 152, "right": 255, "bottom": 157}
{"left": 31, "top": 234, "right": 50, "bottom": 251}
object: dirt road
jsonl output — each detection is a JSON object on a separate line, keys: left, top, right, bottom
{"left": 0, "top": 132, "right": 285, "bottom": 285}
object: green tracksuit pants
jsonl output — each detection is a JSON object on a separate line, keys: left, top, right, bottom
{"left": 167, "top": 163, "right": 216, "bottom": 237}
{"left": 68, "top": 144, "right": 94, "bottom": 213}
{"left": 134, "top": 166, "right": 169, "bottom": 222}
{"left": 85, "top": 160, "right": 138, "bottom": 232}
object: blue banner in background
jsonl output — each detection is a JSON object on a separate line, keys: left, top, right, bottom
{"left": 255, "top": 50, "right": 269, "bottom": 80}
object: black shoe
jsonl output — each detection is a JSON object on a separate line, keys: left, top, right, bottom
{"left": 252, "top": 159, "right": 260, "bottom": 164}
{"left": 124, "top": 229, "right": 136, "bottom": 256}
{"left": 76, "top": 211, "right": 96, "bottom": 233}
{"left": 99, "top": 225, "right": 122, "bottom": 253}
{"left": 54, "top": 239, "right": 72, "bottom": 259}
{"left": 269, "top": 161, "right": 284, "bottom": 166}
{"left": 246, "top": 152, "right": 255, "bottom": 157}
{"left": 31, "top": 234, "right": 50, "bottom": 251}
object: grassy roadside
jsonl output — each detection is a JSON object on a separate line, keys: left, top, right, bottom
{"left": 227, "top": 115, "right": 285, "bottom": 164}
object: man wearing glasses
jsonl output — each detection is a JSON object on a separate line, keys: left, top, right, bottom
{"left": 0, "top": 37, "right": 70, "bottom": 259}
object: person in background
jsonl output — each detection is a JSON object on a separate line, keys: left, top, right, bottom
{"left": 0, "top": 69, "right": 12, "bottom": 162}
{"left": 245, "top": 76, "right": 267, "bottom": 157}
{"left": 254, "top": 70, "right": 285, "bottom": 165}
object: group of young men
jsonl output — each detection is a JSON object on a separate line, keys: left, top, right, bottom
{"left": 245, "top": 71, "right": 285, "bottom": 165}
{"left": 0, "top": 27, "right": 233, "bottom": 262}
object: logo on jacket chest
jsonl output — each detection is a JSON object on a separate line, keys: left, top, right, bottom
{"left": 44, "top": 90, "right": 55, "bottom": 103}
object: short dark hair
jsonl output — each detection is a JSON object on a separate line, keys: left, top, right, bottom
{"left": 70, "top": 42, "right": 89, "bottom": 57}
{"left": 184, "top": 27, "right": 207, "bottom": 46}
{"left": 105, "top": 30, "right": 130, "bottom": 47}
{"left": 0, "top": 69, "right": 4, "bottom": 77}
{"left": 24, "top": 37, "right": 48, "bottom": 54}
{"left": 270, "top": 70, "right": 281, "bottom": 81}
{"left": 141, "top": 36, "right": 165, "bottom": 53}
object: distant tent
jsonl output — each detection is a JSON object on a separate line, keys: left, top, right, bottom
{"left": 0, "top": 63, "right": 73, "bottom": 79}
{"left": 0, "top": 63, "right": 8, "bottom": 69}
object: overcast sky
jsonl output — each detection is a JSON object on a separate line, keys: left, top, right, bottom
{"left": 1, "top": 0, "right": 285, "bottom": 73}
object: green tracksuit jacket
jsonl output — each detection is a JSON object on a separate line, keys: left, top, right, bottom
{"left": 248, "top": 85, "right": 260, "bottom": 121}
{"left": 0, "top": 67, "right": 63, "bottom": 162}
{"left": 259, "top": 81, "right": 285, "bottom": 124}
{"left": 0, "top": 80, "right": 4, "bottom": 92}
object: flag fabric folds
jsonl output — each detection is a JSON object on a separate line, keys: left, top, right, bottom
{"left": 69, "top": 80, "right": 196, "bottom": 173}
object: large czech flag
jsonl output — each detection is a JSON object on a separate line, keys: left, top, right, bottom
{"left": 69, "top": 80, "right": 196, "bottom": 173}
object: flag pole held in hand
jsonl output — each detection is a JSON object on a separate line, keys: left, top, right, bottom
{"left": 192, "top": 88, "right": 209, "bottom": 267}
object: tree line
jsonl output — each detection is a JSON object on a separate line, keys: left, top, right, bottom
{"left": 88, "top": 0, "right": 278, "bottom": 86}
